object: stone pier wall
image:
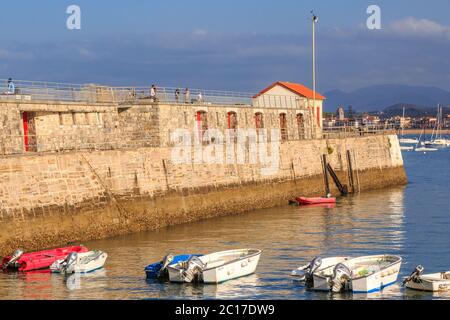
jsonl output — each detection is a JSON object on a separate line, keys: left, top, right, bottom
{"left": 0, "top": 134, "right": 406, "bottom": 255}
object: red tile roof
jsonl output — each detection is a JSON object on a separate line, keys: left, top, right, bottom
{"left": 253, "top": 81, "right": 325, "bottom": 100}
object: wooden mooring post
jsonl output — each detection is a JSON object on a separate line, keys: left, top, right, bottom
{"left": 346, "top": 150, "right": 355, "bottom": 193}
{"left": 322, "top": 154, "right": 331, "bottom": 196}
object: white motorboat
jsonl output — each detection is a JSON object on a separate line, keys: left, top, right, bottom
{"left": 400, "top": 146, "right": 414, "bottom": 151}
{"left": 403, "top": 265, "right": 450, "bottom": 292}
{"left": 424, "top": 139, "right": 450, "bottom": 148}
{"left": 50, "top": 250, "right": 108, "bottom": 274}
{"left": 399, "top": 138, "right": 419, "bottom": 144}
{"left": 415, "top": 147, "right": 438, "bottom": 152}
{"left": 311, "top": 254, "right": 402, "bottom": 293}
{"left": 291, "top": 256, "right": 350, "bottom": 285}
{"left": 167, "top": 249, "right": 261, "bottom": 283}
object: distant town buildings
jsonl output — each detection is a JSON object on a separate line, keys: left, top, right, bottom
{"left": 323, "top": 105, "right": 450, "bottom": 129}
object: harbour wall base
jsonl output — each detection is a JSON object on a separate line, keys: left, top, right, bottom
{"left": 0, "top": 134, "right": 407, "bottom": 255}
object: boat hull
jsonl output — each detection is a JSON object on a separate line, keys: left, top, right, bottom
{"left": 295, "top": 197, "right": 336, "bottom": 205}
{"left": 202, "top": 252, "right": 260, "bottom": 283}
{"left": 50, "top": 250, "right": 108, "bottom": 273}
{"left": 168, "top": 249, "right": 261, "bottom": 284}
{"left": 415, "top": 147, "right": 438, "bottom": 152}
{"left": 399, "top": 139, "right": 419, "bottom": 144}
{"left": 312, "top": 255, "right": 402, "bottom": 293}
{"left": 1, "top": 246, "right": 89, "bottom": 272}
{"left": 405, "top": 272, "right": 450, "bottom": 292}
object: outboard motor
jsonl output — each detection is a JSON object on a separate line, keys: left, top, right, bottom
{"left": 61, "top": 252, "right": 79, "bottom": 274}
{"left": 3, "top": 249, "right": 24, "bottom": 270}
{"left": 158, "top": 254, "right": 174, "bottom": 279}
{"left": 305, "top": 257, "right": 322, "bottom": 287}
{"left": 330, "top": 263, "right": 352, "bottom": 293}
{"left": 402, "top": 265, "right": 424, "bottom": 285}
{"left": 181, "top": 256, "right": 206, "bottom": 283}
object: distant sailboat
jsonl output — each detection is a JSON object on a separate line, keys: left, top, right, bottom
{"left": 415, "top": 127, "right": 438, "bottom": 152}
{"left": 398, "top": 106, "right": 419, "bottom": 144}
{"left": 424, "top": 104, "right": 450, "bottom": 148}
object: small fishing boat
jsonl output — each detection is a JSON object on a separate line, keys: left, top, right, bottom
{"left": 145, "top": 254, "right": 202, "bottom": 279}
{"left": 291, "top": 256, "right": 350, "bottom": 285}
{"left": 403, "top": 265, "right": 450, "bottom": 292}
{"left": 167, "top": 249, "right": 261, "bottom": 283}
{"left": 293, "top": 197, "right": 336, "bottom": 205}
{"left": 1, "top": 246, "right": 89, "bottom": 272}
{"left": 311, "top": 254, "right": 402, "bottom": 293}
{"left": 50, "top": 250, "right": 108, "bottom": 274}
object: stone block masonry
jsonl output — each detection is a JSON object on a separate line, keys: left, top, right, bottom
{"left": 0, "top": 134, "right": 406, "bottom": 255}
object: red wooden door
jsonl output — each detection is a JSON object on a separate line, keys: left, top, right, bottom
{"left": 317, "top": 107, "right": 321, "bottom": 127}
{"left": 23, "top": 112, "right": 29, "bottom": 152}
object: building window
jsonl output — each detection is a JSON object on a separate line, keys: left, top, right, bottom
{"left": 227, "top": 112, "right": 238, "bottom": 130}
{"left": 255, "top": 112, "right": 264, "bottom": 130}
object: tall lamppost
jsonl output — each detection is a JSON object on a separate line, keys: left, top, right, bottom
{"left": 311, "top": 11, "right": 318, "bottom": 135}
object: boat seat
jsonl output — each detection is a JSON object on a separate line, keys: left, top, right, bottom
{"left": 205, "top": 259, "right": 226, "bottom": 269}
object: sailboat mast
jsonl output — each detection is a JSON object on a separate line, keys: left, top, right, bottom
{"left": 401, "top": 106, "right": 405, "bottom": 136}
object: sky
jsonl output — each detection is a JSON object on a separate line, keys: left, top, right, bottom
{"left": 1, "top": 0, "right": 450, "bottom": 93}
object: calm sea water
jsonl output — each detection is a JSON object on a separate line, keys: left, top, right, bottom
{"left": 1, "top": 135, "right": 449, "bottom": 300}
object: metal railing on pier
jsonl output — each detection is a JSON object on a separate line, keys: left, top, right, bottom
{"left": 0, "top": 78, "right": 309, "bottom": 109}
{"left": 322, "top": 124, "right": 396, "bottom": 139}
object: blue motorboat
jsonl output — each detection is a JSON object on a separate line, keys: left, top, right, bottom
{"left": 145, "top": 254, "right": 202, "bottom": 279}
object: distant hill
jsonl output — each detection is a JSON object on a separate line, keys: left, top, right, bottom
{"left": 323, "top": 85, "right": 450, "bottom": 113}
{"left": 380, "top": 103, "right": 450, "bottom": 118}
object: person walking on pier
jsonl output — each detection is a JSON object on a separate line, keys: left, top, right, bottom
{"left": 5, "top": 78, "right": 15, "bottom": 94}
{"left": 197, "top": 92, "right": 203, "bottom": 104}
{"left": 175, "top": 88, "right": 180, "bottom": 103}
{"left": 184, "top": 88, "right": 190, "bottom": 104}
{"left": 150, "top": 84, "right": 157, "bottom": 102}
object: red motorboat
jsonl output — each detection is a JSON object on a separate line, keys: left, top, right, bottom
{"left": 1, "top": 245, "right": 89, "bottom": 272}
{"left": 293, "top": 197, "right": 336, "bottom": 205}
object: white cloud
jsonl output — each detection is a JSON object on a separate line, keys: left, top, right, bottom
{"left": 192, "top": 29, "right": 208, "bottom": 36}
{"left": 78, "top": 47, "right": 96, "bottom": 59}
{"left": 389, "top": 17, "right": 450, "bottom": 39}
{"left": 0, "top": 48, "right": 34, "bottom": 60}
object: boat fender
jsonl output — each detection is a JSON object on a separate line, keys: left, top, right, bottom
{"left": 330, "top": 263, "right": 352, "bottom": 293}
{"left": 181, "top": 256, "right": 206, "bottom": 283}
{"left": 158, "top": 253, "right": 174, "bottom": 278}
{"left": 62, "top": 252, "right": 79, "bottom": 274}
{"left": 402, "top": 265, "right": 424, "bottom": 285}
{"left": 2, "top": 249, "right": 24, "bottom": 270}
{"left": 305, "top": 257, "right": 322, "bottom": 287}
